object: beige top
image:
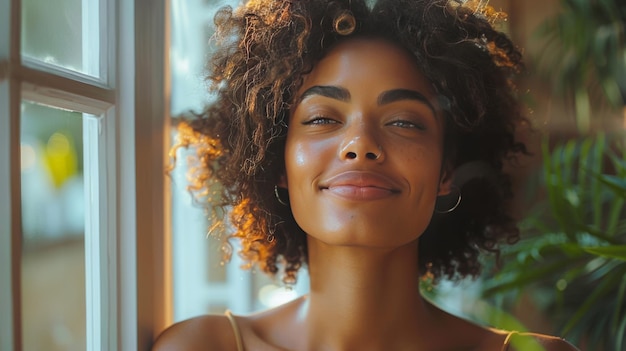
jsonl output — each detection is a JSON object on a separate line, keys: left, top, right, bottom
{"left": 225, "top": 311, "right": 516, "bottom": 351}
{"left": 225, "top": 310, "right": 244, "bottom": 351}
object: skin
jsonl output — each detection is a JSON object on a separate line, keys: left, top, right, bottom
{"left": 284, "top": 38, "right": 450, "bottom": 250}
{"left": 153, "top": 38, "right": 579, "bottom": 351}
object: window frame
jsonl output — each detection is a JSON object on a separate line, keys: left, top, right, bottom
{"left": 0, "top": 0, "right": 171, "bottom": 350}
{"left": 0, "top": 0, "right": 24, "bottom": 349}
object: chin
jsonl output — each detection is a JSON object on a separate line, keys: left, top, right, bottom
{"left": 305, "top": 222, "right": 422, "bottom": 249}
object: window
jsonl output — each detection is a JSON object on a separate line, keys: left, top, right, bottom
{"left": 0, "top": 0, "right": 170, "bottom": 350}
{"left": 5, "top": 1, "right": 331, "bottom": 350}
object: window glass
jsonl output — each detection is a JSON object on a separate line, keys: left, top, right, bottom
{"left": 21, "top": 0, "right": 101, "bottom": 77}
{"left": 170, "top": 0, "right": 310, "bottom": 322}
{"left": 20, "top": 101, "right": 85, "bottom": 351}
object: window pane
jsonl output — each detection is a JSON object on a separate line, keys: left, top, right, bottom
{"left": 169, "top": 0, "right": 245, "bottom": 321}
{"left": 21, "top": 0, "right": 101, "bottom": 77}
{"left": 169, "top": 0, "right": 310, "bottom": 322}
{"left": 20, "top": 101, "right": 86, "bottom": 351}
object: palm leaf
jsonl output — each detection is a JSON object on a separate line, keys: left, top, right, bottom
{"left": 582, "top": 246, "right": 626, "bottom": 261}
{"left": 482, "top": 134, "right": 626, "bottom": 350}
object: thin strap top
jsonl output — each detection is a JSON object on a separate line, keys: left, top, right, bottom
{"left": 501, "top": 331, "right": 517, "bottom": 351}
{"left": 223, "top": 315, "right": 517, "bottom": 351}
{"left": 225, "top": 310, "right": 244, "bottom": 351}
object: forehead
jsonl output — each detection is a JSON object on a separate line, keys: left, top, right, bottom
{"left": 298, "top": 38, "right": 434, "bottom": 96}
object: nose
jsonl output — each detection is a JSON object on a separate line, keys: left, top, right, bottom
{"left": 338, "top": 122, "right": 384, "bottom": 162}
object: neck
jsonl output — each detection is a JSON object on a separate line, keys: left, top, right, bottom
{"left": 299, "top": 238, "right": 436, "bottom": 349}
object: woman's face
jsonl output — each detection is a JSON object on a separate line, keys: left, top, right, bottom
{"left": 283, "top": 38, "right": 451, "bottom": 248}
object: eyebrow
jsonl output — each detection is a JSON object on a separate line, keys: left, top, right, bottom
{"left": 297, "top": 85, "right": 436, "bottom": 116}
{"left": 378, "top": 89, "right": 436, "bottom": 116}
{"left": 298, "top": 85, "right": 350, "bottom": 103}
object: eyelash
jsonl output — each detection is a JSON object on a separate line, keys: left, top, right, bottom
{"left": 302, "top": 116, "right": 426, "bottom": 131}
{"left": 302, "top": 115, "right": 338, "bottom": 125}
{"left": 388, "top": 119, "right": 426, "bottom": 130}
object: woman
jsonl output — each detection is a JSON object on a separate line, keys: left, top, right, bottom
{"left": 155, "top": 0, "right": 579, "bottom": 350}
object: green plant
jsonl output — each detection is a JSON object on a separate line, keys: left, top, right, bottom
{"left": 534, "top": 0, "right": 625, "bottom": 131}
{"left": 482, "top": 134, "right": 626, "bottom": 350}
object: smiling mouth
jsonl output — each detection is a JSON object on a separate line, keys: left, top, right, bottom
{"left": 320, "top": 171, "right": 401, "bottom": 201}
{"left": 323, "top": 185, "right": 398, "bottom": 201}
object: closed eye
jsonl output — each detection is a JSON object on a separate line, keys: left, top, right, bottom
{"left": 388, "top": 119, "right": 425, "bottom": 130}
{"left": 302, "top": 116, "right": 339, "bottom": 125}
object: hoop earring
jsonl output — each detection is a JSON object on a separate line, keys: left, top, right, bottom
{"left": 274, "top": 185, "right": 289, "bottom": 206}
{"left": 266, "top": 227, "right": 276, "bottom": 243}
{"left": 267, "top": 221, "right": 284, "bottom": 243}
{"left": 435, "top": 185, "right": 461, "bottom": 214}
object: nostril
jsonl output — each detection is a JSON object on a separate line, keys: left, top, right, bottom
{"left": 366, "top": 152, "right": 377, "bottom": 160}
{"left": 346, "top": 151, "right": 357, "bottom": 159}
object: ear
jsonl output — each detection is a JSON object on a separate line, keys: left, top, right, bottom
{"left": 437, "top": 167, "right": 454, "bottom": 196}
{"left": 277, "top": 173, "right": 288, "bottom": 188}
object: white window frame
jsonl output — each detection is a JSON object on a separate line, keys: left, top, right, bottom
{"left": 0, "top": 0, "right": 172, "bottom": 350}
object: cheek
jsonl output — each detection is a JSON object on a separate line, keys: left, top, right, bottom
{"left": 403, "top": 143, "right": 442, "bottom": 174}
{"left": 284, "top": 137, "right": 336, "bottom": 220}
{"left": 292, "top": 143, "right": 307, "bottom": 168}
{"left": 284, "top": 136, "right": 335, "bottom": 181}
{"left": 284, "top": 141, "right": 308, "bottom": 182}
{"left": 283, "top": 140, "right": 316, "bottom": 233}
{"left": 284, "top": 139, "right": 320, "bottom": 202}
{"left": 403, "top": 145, "right": 446, "bottom": 201}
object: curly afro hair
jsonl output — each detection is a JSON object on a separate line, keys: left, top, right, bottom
{"left": 172, "top": 0, "right": 528, "bottom": 284}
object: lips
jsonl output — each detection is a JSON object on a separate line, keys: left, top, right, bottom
{"left": 321, "top": 171, "right": 401, "bottom": 201}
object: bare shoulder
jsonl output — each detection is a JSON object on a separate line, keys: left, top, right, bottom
{"left": 152, "top": 314, "right": 237, "bottom": 351}
{"left": 508, "top": 332, "right": 580, "bottom": 351}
